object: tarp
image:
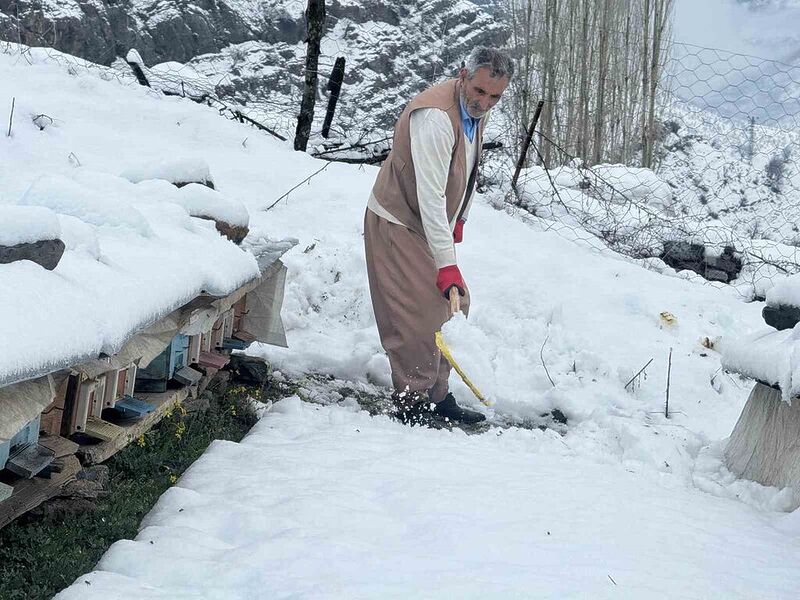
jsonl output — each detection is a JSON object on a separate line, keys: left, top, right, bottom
{"left": 242, "top": 260, "right": 288, "bottom": 348}
{"left": 0, "top": 372, "right": 67, "bottom": 442}
{"left": 725, "top": 382, "right": 800, "bottom": 509}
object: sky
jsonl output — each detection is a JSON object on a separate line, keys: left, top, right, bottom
{"left": 672, "top": 0, "right": 800, "bottom": 62}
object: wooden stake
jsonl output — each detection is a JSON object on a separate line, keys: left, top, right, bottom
{"left": 7, "top": 96, "right": 14, "bottom": 138}
{"left": 321, "top": 56, "right": 345, "bottom": 139}
{"left": 510, "top": 99, "right": 545, "bottom": 195}
{"left": 665, "top": 347, "right": 673, "bottom": 418}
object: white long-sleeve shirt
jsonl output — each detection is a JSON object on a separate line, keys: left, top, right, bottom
{"left": 368, "top": 108, "right": 479, "bottom": 268}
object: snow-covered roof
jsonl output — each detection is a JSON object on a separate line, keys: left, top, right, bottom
{"left": 0, "top": 168, "right": 260, "bottom": 388}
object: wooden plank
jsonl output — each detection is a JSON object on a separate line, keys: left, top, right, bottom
{"left": 0, "top": 455, "right": 81, "bottom": 530}
{"left": 84, "top": 417, "right": 126, "bottom": 443}
{"left": 198, "top": 351, "right": 228, "bottom": 370}
{"left": 38, "top": 435, "right": 79, "bottom": 459}
{"left": 78, "top": 388, "right": 190, "bottom": 466}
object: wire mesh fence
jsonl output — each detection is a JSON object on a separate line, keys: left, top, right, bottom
{"left": 3, "top": 3, "right": 800, "bottom": 302}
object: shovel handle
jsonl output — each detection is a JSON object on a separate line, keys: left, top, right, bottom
{"left": 449, "top": 286, "right": 461, "bottom": 316}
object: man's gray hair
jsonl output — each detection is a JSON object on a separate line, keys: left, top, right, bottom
{"left": 464, "top": 47, "right": 514, "bottom": 80}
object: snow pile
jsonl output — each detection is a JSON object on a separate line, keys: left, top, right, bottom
{"left": 593, "top": 164, "right": 675, "bottom": 212}
{"left": 54, "top": 398, "right": 800, "bottom": 599}
{"left": 1, "top": 167, "right": 260, "bottom": 386}
{"left": 19, "top": 175, "right": 153, "bottom": 237}
{"left": 148, "top": 61, "right": 215, "bottom": 100}
{"left": 766, "top": 273, "right": 800, "bottom": 307}
{"left": 0, "top": 205, "right": 61, "bottom": 246}
{"left": 176, "top": 183, "right": 249, "bottom": 227}
{"left": 0, "top": 51, "right": 267, "bottom": 386}
{"left": 120, "top": 157, "right": 214, "bottom": 188}
{"left": 722, "top": 326, "right": 800, "bottom": 402}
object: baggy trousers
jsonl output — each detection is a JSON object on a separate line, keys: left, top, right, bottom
{"left": 364, "top": 209, "right": 470, "bottom": 403}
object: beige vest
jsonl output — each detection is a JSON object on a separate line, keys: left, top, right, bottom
{"left": 370, "top": 79, "right": 485, "bottom": 238}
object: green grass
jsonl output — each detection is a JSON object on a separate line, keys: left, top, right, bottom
{"left": 0, "top": 383, "right": 260, "bottom": 600}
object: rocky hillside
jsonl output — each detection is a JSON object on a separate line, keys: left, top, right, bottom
{"left": 0, "top": 0, "right": 508, "bottom": 137}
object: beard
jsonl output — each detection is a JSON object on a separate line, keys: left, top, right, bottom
{"left": 460, "top": 89, "right": 486, "bottom": 119}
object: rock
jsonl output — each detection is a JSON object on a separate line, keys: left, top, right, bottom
{"left": 763, "top": 304, "right": 800, "bottom": 331}
{"left": 660, "top": 241, "right": 742, "bottom": 284}
{"left": 0, "top": 238, "right": 65, "bottom": 270}
{"left": 705, "top": 268, "right": 729, "bottom": 283}
{"left": 212, "top": 219, "right": 249, "bottom": 245}
{"left": 76, "top": 464, "right": 110, "bottom": 487}
{"left": 661, "top": 240, "right": 705, "bottom": 264}
{"left": 61, "top": 478, "right": 108, "bottom": 500}
{"left": 228, "top": 355, "right": 271, "bottom": 387}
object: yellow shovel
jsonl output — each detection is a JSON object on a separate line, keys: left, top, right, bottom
{"left": 435, "top": 288, "right": 491, "bottom": 407}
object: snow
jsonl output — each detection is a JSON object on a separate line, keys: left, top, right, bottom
{"left": 148, "top": 61, "right": 215, "bottom": 100}
{"left": 175, "top": 182, "right": 249, "bottom": 227}
{"left": 766, "top": 273, "right": 800, "bottom": 307}
{"left": 722, "top": 326, "right": 800, "bottom": 402}
{"left": 125, "top": 48, "right": 144, "bottom": 66}
{"left": 120, "top": 157, "right": 214, "bottom": 187}
{"left": 0, "top": 50, "right": 261, "bottom": 386}
{"left": 19, "top": 175, "right": 153, "bottom": 237}
{"left": 4, "top": 40, "right": 800, "bottom": 599}
{"left": 0, "top": 205, "right": 61, "bottom": 246}
{"left": 55, "top": 398, "right": 800, "bottom": 599}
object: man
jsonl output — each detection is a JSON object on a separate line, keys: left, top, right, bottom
{"left": 364, "top": 46, "right": 513, "bottom": 424}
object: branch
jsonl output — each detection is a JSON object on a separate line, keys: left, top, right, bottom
{"left": 264, "top": 162, "right": 332, "bottom": 211}
{"left": 540, "top": 332, "right": 556, "bottom": 388}
{"left": 232, "top": 110, "right": 287, "bottom": 142}
{"left": 624, "top": 358, "right": 654, "bottom": 390}
{"left": 7, "top": 97, "right": 14, "bottom": 137}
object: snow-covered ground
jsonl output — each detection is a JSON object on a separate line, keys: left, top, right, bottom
{"left": 2, "top": 45, "right": 800, "bottom": 598}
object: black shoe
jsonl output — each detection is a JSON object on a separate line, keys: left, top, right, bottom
{"left": 434, "top": 393, "right": 486, "bottom": 424}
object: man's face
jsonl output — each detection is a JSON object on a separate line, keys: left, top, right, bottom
{"left": 459, "top": 66, "right": 510, "bottom": 118}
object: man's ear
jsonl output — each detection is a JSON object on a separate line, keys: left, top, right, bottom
{"left": 458, "top": 67, "right": 468, "bottom": 82}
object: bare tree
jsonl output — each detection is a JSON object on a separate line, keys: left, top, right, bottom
{"left": 503, "top": 0, "right": 675, "bottom": 168}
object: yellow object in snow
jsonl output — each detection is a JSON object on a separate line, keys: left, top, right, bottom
{"left": 435, "top": 331, "right": 492, "bottom": 407}
{"left": 660, "top": 311, "right": 677, "bottom": 326}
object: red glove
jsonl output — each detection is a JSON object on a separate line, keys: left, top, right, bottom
{"left": 437, "top": 265, "right": 465, "bottom": 298}
{"left": 453, "top": 219, "right": 465, "bottom": 243}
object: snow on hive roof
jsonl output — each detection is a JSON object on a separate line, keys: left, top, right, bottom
{"left": 0, "top": 170, "right": 260, "bottom": 388}
{"left": 0, "top": 205, "right": 61, "bottom": 246}
{"left": 19, "top": 175, "right": 153, "bottom": 236}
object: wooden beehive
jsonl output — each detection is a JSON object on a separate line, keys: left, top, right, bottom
{"left": 102, "top": 363, "right": 137, "bottom": 409}
{"left": 65, "top": 375, "right": 106, "bottom": 435}
{"left": 40, "top": 375, "right": 74, "bottom": 437}
{"left": 135, "top": 335, "right": 190, "bottom": 393}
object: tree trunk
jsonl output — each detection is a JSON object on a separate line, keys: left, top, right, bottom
{"left": 294, "top": 0, "right": 326, "bottom": 152}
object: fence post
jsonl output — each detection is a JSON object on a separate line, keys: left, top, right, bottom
{"left": 294, "top": 0, "right": 326, "bottom": 152}
{"left": 321, "top": 56, "right": 346, "bottom": 139}
{"left": 511, "top": 100, "right": 546, "bottom": 196}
